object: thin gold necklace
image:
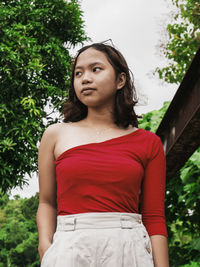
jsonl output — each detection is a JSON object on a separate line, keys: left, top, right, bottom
{"left": 92, "top": 126, "right": 116, "bottom": 135}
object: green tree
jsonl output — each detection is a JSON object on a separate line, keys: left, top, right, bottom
{"left": 0, "top": 194, "right": 40, "bottom": 267}
{"left": 0, "top": 0, "right": 88, "bottom": 193}
{"left": 155, "top": 0, "right": 200, "bottom": 84}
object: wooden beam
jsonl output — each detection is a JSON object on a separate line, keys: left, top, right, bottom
{"left": 156, "top": 47, "right": 200, "bottom": 181}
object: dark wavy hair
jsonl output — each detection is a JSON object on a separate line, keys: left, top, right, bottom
{"left": 63, "top": 42, "right": 140, "bottom": 128}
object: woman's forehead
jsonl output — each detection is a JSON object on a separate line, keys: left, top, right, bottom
{"left": 75, "top": 48, "right": 110, "bottom": 68}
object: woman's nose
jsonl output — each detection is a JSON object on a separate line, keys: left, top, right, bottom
{"left": 82, "top": 71, "right": 92, "bottom": 84}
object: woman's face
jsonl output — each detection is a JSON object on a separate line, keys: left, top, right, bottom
{"left": 73, "top": 48, "right": 123, "bottom": 108}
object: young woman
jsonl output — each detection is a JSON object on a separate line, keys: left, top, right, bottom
{"left": 36, "top": 42, "right": 170, "bottom": 266}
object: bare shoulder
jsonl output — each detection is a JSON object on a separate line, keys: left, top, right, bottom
{"left": 40, "top": 122, "right": 73, "bottom": 149}
{"left": 43, "top": 122, "right": 63, "bottom": 135}
{"left": 39, "top": 123, "right": 62, "bottom": 152}
{"left": 41, "top": 122, "right": 66, "bottom": 141}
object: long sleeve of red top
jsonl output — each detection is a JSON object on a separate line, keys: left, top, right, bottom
{"left": 55, "top": 128, "right": 168, "bottom": 237}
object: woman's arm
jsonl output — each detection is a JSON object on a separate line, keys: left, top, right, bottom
{"left": 36, "top": 124, "right": 58, "bottom": 261}
{"left": 140, "top": 135, "right": 169, "bottom": 266}
{"left": 150, "top": 235, "right": 170, "bottom": 267}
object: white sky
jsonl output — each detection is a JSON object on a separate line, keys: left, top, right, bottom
{"left": 10, "top": 0, "right": 179, "bottom": 198}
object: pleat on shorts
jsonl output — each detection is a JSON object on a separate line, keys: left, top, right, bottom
{"left": 40, "top": 212, "right": 154, "bottom": 267}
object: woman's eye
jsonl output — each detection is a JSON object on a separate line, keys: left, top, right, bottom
{"left": 75, "top": 71, "right": 82, "bottom": 76}
{"left": 93, "top": 67, "right": 101, "bottom": 72}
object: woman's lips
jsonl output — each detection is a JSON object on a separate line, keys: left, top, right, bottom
{"left": 81, "top": 88, "right": 96, "bottom": 94}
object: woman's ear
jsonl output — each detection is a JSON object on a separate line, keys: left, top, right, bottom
{"left": 116, "top": 72, "right": 126, "bottom": 90}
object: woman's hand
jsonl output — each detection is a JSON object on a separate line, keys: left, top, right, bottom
{"left": 38, "top": 241, "right": 52, "bottom": 261}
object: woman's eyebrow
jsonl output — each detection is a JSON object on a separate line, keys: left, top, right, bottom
{"left": 75, "top": 61, "right": 104, "bottom": 70}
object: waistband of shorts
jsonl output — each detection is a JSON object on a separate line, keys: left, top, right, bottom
{"left": 56, "top": 212, "right": 143, "bottom": 231}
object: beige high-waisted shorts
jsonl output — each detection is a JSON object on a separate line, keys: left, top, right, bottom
{"left": 40, "top": 212, "right": 154, "bottom": 267}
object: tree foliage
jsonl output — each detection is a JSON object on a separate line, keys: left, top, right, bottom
{"left": 0, "top": 193, "right": 40, "bottom": 267}
{"left": 0, "top": 0, "right": 88, "bottom": 193}
{"left": 155, "top": 0, "right": 200, "bottom": 84}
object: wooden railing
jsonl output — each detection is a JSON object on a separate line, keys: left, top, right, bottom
{"left": 156, "top": 47, "right": 200, "bottom": 181}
